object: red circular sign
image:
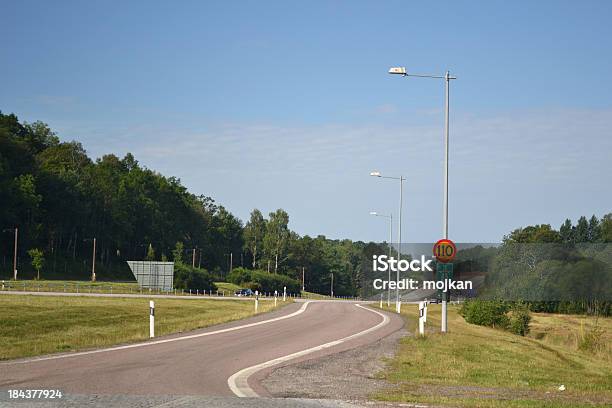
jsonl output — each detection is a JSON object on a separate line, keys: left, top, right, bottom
{"left": 433, "top": 239, "right": 456, "bottom": 263}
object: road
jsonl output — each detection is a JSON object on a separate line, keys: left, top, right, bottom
{"left": 0, "top": 300, "right": 404, "bottom": 403}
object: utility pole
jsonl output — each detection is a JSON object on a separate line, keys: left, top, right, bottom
{"left": 91, "top": 237, "right": 96, "bottom": 282}
{"left": 330, "top": 273, "right": 334, "bottom": 298}
{"left": 230, "top": 252, "right": 233, "bottom": 273}
{"left": 192, "top": 248, "right": 196, "bottom": 268}
{"left": 13, "top": 228, "right": 18, "bottom": 280}
{"left": 302, "top": 267, "right": 305, "bottom": 292}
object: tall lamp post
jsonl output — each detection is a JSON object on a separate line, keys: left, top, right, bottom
{"left": 3, "top": 228, "right": 18, "bottom": 280}
{"left": 369, "top": 211, "right": 393, "bottom": 306}
{"left": 388, "top": 66, "right": 457, "bottom": 332}
{"left": 370, "top": 171, "right": 404, "bottom": 313}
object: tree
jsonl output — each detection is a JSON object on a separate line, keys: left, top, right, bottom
{"left": 587, "top": 215, "right": 601, "bottom": 243}
{"left": 559, "top": 219, "right": 574, "bottom": 243}
{"left": 575, "top": 216, "right": 589, "bottom": 243}
{"left": 243, "top": 209, "right": 266, "bottom": 268}
{"left": 601, "top": 213, "right": 612, "bottom": 243}
{"left": 172, "top": 242, "right": 184, "bottom": 265}
{"left": 27, "top": 248, "right": 44, "bottom": 280}
{"left": 146, "top": 243, "right": 156, "bottom": 261}
{"left": 263, "top": 209, "right": 290, "bottom": 273}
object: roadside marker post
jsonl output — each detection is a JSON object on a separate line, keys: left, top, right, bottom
{"left": 255, "top": 291, "right": 259, "bottom": 312}
{"left": 283, "top": 286, "right": 286, "bottom": 302}
{"left": 418, "top": 301, "right": 425, "bottom": 336}
{"left": 149, "top": 301, "right": 155, "bottom": 338}
{"left": 380, "top": 293, "right": 383, "bottom": 308}
{"left": 274, "top": 290, "right": 278, "bottom": 307}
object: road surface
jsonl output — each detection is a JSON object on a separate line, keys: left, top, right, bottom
{"left": 0, "top": 300, "right": 404, "bottom": 401}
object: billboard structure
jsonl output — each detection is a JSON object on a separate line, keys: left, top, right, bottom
{"left": 126, "top": 261, "right": 174, "bottom": 291}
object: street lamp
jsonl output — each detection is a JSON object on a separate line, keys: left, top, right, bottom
{"left": 2, "top": 228, "right": 18, "bottom": 280}
{"left": 370, "top": 211, "right": 393, "bottom": 306}
{"left": 389, "top": 66, "right": 457, "bottom": 332}
{"left": 370, "top": 171, "right": 405, "bottom": 313}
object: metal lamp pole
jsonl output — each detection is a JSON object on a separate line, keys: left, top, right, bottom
{"left": 370, "top": 211, "right": 393, "bottom": 306}
{"left": 389, "top": 66, "right": 456, "bottom": 331}
{"left": 370, "top": 172, "right": 405, "bottom": 313}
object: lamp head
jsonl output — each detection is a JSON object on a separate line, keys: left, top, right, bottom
{"left": 388, "top": 67, "right": 407, "bottom": 75}
{"left": 370, "top": 171, "right": 381, "bottom": 177}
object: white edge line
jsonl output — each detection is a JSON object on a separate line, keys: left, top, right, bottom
{"left": 227, "top": 303, "right": 390, "bottom": 397}
{"left": 2, "top": 301, "right": 311, "bottom": 365}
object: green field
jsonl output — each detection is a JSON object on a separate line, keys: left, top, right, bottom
{"left": 0, "top": 294, "right": 289, "bottom": 360}
{"left": 375, "top": 304, "right": 612, "bottom": 408}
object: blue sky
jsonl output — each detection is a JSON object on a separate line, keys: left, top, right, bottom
{"left": 1, "top": 1, "right": 611, "bottom": 242}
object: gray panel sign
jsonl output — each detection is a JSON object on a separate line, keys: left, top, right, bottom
{"left": 126, "top": 261, "right": 174, "bottom": 291}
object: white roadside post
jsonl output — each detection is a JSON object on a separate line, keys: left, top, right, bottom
{"left": 418, "top": 301, "right": 425, "bottom": 336}
{"left": 274, "top": 290, "right": 278, "bottom": 306}
{"left": 149, "top": 301, "right": 155, "bottom": 338}
{"left": 283, "top": 286, "right": 286, "bottom": 302}
{"left": 380, "top": 293, "right": 383, "bottom": 308}
{"left": 255, "top": 291, "right": 259, "bottom": 312}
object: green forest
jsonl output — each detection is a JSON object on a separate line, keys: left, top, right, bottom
{"left": 0, "top": 112, "right": 384, "bottom": 296}
{"left": 1, "top": 111, "right": 610, "bottom": 302}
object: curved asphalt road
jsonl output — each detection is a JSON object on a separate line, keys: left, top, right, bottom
{"left": 0, "top": 300, "right": 404, "bottom": 398}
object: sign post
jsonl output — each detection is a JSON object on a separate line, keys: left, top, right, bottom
{"left": 149, "top": 300, "right": 155, "bottom": 338}
{"left": 433, "top": 239, "right": 456, "bottom": 333}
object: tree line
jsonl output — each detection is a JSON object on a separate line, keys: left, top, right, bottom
{"left": 0, "top": 112, "right": 376, "bottom": 296}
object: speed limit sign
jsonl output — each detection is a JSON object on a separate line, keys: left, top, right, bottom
{"left": 433, "top": 239, "right": 456, "bottom": 263}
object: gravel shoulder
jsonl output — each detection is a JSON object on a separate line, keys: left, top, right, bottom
{"left": 262, "top": 324, "right": 408, "bottom": 401}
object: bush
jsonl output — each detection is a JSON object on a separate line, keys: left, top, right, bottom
{"left": 227, "top": 267, "right": 253, "bottom": 286}
{"left": 174, "top": 264, "right": 216, "bottom": 292}
{"left": 460, "top": 299, "right": 532, "bottom": 336}
{"left": 508, "top": 302, "right": 532, "bottom": 336}
{"left": 460, "top": 299, "right": 510, "bottom": 329}
{"left": 227, "top": 267, "right": 301, "bottom": 294}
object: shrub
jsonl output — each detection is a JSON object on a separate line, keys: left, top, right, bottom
{"left": 460, "top": 299, "right": 510, "bottom": 329}
{"left": 227, "top": 267, "right": 253, "bottom": 286}
{"left": 508, "top": 302, "right": 532, "bottom": 336}
{"left": 578, "top": 321, "right": 605, "bottom": 353}
{"left": 173, "top": 264, "right": 216, "bottom": 292}
{"left": 227, "top": 267, "right": 301, "bottom": 294}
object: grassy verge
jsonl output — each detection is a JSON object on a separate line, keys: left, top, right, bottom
{"left": 0, "top": 295, "right": 290, "bottom": 360}
{"left": 374, "top": 303, "right": 612, "bottom": 408}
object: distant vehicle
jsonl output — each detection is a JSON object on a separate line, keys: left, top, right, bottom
{"left": 234, "top": 288, "right": 254, "bottom": 297}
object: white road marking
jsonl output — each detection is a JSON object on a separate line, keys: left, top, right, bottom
{"left": 227, "top": 304, "right": 391, "bottom": 397}
{"left": 2, "top": 301, "right": 311, "bottom": 365}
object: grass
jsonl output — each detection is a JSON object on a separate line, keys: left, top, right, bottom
{"left": 0, "top": 294, "right": 290, "bottom": 360}
{"left": 374, "top": 303, "right": 612, "bottom": 408}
